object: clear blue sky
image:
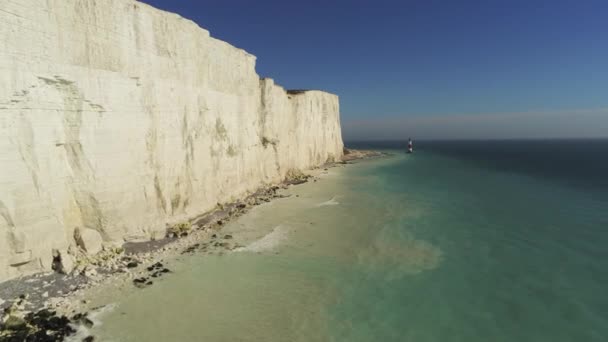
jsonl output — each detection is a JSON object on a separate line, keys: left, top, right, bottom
{"left": 140, "top": 0, "right": 608, "bottom": 140}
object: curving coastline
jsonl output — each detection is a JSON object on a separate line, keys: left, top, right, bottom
{"left": 0, "top": 150, "right": 386, "bottom": 341}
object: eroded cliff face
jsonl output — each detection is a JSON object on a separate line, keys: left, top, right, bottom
{"left": 0, "top": 0, "right": 343, "bottom": 281}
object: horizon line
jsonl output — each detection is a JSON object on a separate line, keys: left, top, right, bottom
{"left": 344, "top": 136, "right": 608, "bottom": 143}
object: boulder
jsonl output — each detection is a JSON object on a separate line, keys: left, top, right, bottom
{"left": 83, "top": 267, "right": 97, "bottom": 278}
{"left": 51, "top": 249, "right": 74, "bottom": 274}
{"left": 74, "top": 228, "right": 103, "bottom": 255}
{"left": 3, "top": 315, "right": 27, "bottom": 331}
{"left": 126, "top": 261, "right": 139, "bottom": 268}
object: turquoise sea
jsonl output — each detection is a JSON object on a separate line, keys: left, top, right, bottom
{"left": 89, "top": 139, "right": 608, "bottom": 342}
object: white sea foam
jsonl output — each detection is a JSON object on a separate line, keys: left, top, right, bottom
{"left": 316, "top": 196, "right": 340, "bottom": 207}
{"left": 65, "top": 303, "right": 118, "bottom": 342}
{"left": 234, "top": 225, "right": 289, "bottom": 252}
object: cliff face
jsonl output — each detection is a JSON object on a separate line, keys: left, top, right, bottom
{"left": 0, "top": 0, "right": 343, "bottom": 281}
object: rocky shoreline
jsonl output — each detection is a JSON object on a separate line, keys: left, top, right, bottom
{"left": 0, "top": 149, "right": 387, "bottom": 342}
{"left": 341, "top": 148, "right": 388, "bottom": 162}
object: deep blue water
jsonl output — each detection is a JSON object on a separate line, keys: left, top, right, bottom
{"left": 348, "top": 139, "right": 608, "bottom": 190}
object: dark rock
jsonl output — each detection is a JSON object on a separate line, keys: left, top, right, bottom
{"left": 215, "top": 242, "right": 229, "bottom": 248}
{"left": 37, "top": 310, "right": 55, "bottom": 320}
{"left": 46, "top": 316, "right": 70, "bottom": 330}
{"left": 6, "top": 309, "right": 78, "bottom": 341}
{"left": 146, "top": 262, "right": 163, "bottom": 271}
{"left": 211, "top": 234, "right": 217, "bottom": 239}
{"left": 83, "top": 336, "right": 95, "bottom": 342}
{"left": 182, "top": 243, "right": 200, "bottom": 254}
{"left": 223, "top": 235, "right": 233, "bottom": 239}
{"left": 83, "top": 318, "right": 94, "bottom": 328}
{"left": 70, "top": 312, "right": 94, "bottom": 328}
{"left": 133, "top": 277, "right": 149, "bottom": 288}
{"left": 126, "top": 261, "right": 139, "bottom": 268}
{"left": 6, "top": 330, "right": 29, "bottom": 341}
{"left": 29, "top": 330, "right": 56, "bottom": 342}
{"left": 150, "top": 265, "right": 171, "bottom": 278}
{"left": 217, "top": 220, "right": 223, "bottom": 225}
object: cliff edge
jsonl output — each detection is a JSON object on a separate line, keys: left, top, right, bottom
{"left": 0, "top": 0, "right": 343, "bottom": 281}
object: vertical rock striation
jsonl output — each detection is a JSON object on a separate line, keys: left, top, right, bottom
{"left": 0, "top": 0, "right": 343, "bottom": 281}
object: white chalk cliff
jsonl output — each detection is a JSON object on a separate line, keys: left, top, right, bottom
{"left": 0, "top": 0, "right": 343, "bottom": 281}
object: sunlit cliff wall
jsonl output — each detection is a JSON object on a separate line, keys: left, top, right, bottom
{"left": 0, "top": 0, "right": 343, "bottom": 281}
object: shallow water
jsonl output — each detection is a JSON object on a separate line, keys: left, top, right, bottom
{"left": 89, "top": 140, "right": 608, "bottom": 341}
